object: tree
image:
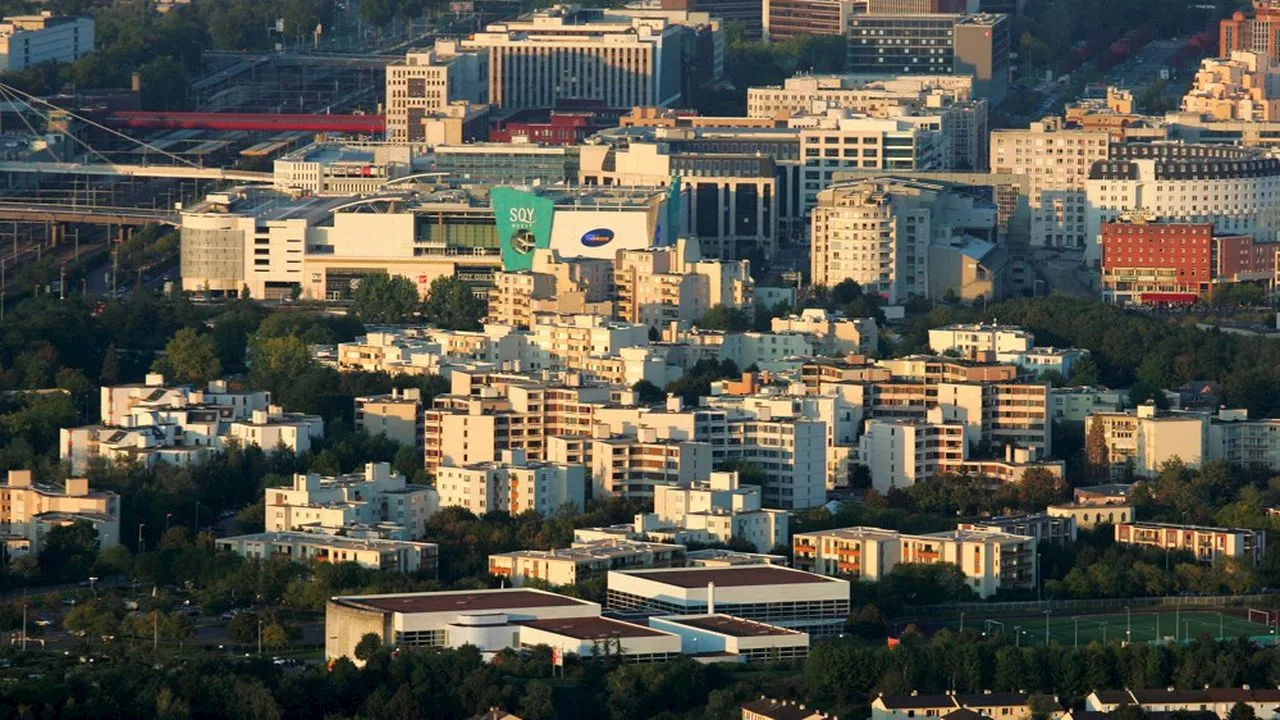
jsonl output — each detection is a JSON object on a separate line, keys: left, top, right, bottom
{"left": 152, "top": 328, "right": 221, "bottom": 386}
{"left": 100, "top": 343, "right": 120, "bottom": 385}
{"left": 1228, "top": 701, "right": 1258, "bottom": 720}
{"left": 519, "top": 680, "right": 555, "bottom": 720}
{"left": 350, "top": 272, "right": 420, "bottom": 324}
{"left": 1085, "top": 418, "right": 1110, "bottom": 482}
{"left": 227, "top": 613, "right": 259, "bottom": 646}
{"left": 632, "top": 379, "right": 666, "bottom": 404}
{"left": 1068, "top": 355, "right": 1099, "bottom": 386}
{"left": 40, "top": 519, "right": 99, "bottom": 580}
{"left": 421, "top": 275, "right": 487, "bottom": 331}
{"left": 354, "top": 632, "right": 384, "bottom": 661}
{"left": 697, "top": 305, "right": 751, "bottom": 332}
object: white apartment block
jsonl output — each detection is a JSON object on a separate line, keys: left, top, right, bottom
{"left": 1084, "top": 143, "right": 1280, "bottom": 264}
{"left": 958, "top": 513, "right": 1077, "bottom": 545}
{"left": 928, "top": 323, "right": 1034, "bottom": 357}
{"left": 793, "top": 525, "right": 1037, "bottom": 598}
{"left": 385, "top": 42, "right": 489, "bottom": 143}
{"left": 651, "top": 471, "right": 789, "bottom": 553}
{"left": 728, "top": 417, "right": 827, "bottom": 510}
{"left": 0, "top": 14, "right": 93, "bottom": 71}
{"left": 217, "top": 531, "right": 439, "bottom": 574}
{"left": 859, "top": 418, "right": 966, "bottom": 492}
{"left": 747, "top": 74, "right": 975, "bottom": 118}
{"left": 488, "top": 538, "right": 686, "bottom": 586}
{"left": 436, "top": 449, "right": 587, "bottom": 517}
{"left": 810, "top": 178, "right": 997, "bottom": 303}
{"left": 265, "top": 462, "right": 439, "bottom": 539}
{"left": 771, "top": 309, "right": 878, "bottom": 355}
{"left": 463, "top": 8, "right": 684, "bottom": 109}
{"left": 1050, "top": 386, "right": 1125, "bottom": 423}
{"left": 228, "top": 406, "right": 325, "bottom": 456}
{"left": 526, "top": 313, "right": 651, "bottom": 374}
{"left": 0, "top": 470, "right": 119, "bottom": 557}
{"left": 1086, "top": 404, "right": 1207, "bottom": 478}
{"left": 990, "top": 118, "right": 1110, "bottom": 248}
{"left": 100, "top": 374, "right": 271, "bottom": 426}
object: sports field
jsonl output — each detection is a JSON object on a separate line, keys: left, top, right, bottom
{"left": 951, "top": 609, "right": 1276, "bottom": 647}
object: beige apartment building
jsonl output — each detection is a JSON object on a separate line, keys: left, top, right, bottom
{"left": 384, "top": 42, "right": 489, "bottom": 143}
{"left": 436, "top": 449, "right": 587, "bottom": 517}
{"left": 770, "top": 309, "right": 878, "bottom": 355}
{"left": 793, "top": 525, "right": 1037, "bottom": 598}
{"left": 354, "top": 388, "right": 423, "bottom": 454}
{"left": 216, "top": 531, "right": 439, "bottom": 574}
{"left": 487, "top": 538, "right": 685, "bottom": 586}
{"left": 1085, "top": 404, "right": 1206, "bottom": 478}
{"left": 1114, "top": 522, "right": 1266, "bottom": 566}
{"left": 265, "top": 463, "right": 438, "bottom": 538}
{"left": 990, "top": 118, "right": 1110, "bottom": 248}
{"left": 0, "top": 470, "right": 119, "bottom": 555}
{"left": 585, "top": 431, "right": 714, "bottom": 500}
{"left": 859, "top": 418, "right": 967, "bottom": 491}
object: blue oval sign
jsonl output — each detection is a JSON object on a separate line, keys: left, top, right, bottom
{"left": 581, "top": 228, "right": 615, "bottom": 248}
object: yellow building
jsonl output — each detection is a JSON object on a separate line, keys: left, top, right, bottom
{"left": 0, "top": 470, "right": 120, "bottom": 555}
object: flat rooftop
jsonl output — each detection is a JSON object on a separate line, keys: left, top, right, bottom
{"left": 520, "top": 616, "right": 665, "bottom": 640}
{"left": 335, "top": 589, "right": 594, "bottom": 615}
{"left": 618, "top": 565, "right": 835, "bottom": 588}
{"left": 664, "top": 614, "right": 799, "bottom": 637}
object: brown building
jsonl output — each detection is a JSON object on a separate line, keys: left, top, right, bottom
{"left": 764, "top": 0, "right": 850, "bottom": 42}
{"left": 1219, "top": 3, "right": 1280, "bottom": 61}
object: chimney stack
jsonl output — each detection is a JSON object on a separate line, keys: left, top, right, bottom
{"left": 707, "top": 580, "right": 715, "bottom": 614}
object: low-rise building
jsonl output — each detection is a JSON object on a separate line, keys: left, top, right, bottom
{"left": 928, "top": 323, "right": 1035, "bottom": 357}
{"left": 871, "top": 692, "right": 1058, "bottom": 720}
{"left": 741, "top": 697, "right": 833, "bottom": 720}
{"left": 518, "top": 616, "right": 682, "bottom": 663}
{"left": 606, "top": 565, "right": 850, "bottom": 637}
{"left": 1114, "top": 522, "right": 1266, "bottom": 566}
{"left": 770, "top": 309, "right": 879, "bottom": 355}
{"left": 0, "top": 470, "right": 119, "bottom": 556}
{"left": 436, "top": 449, "right": 587, "bottom": 517}
{"left": 216, "top": 531, "right": 439, "bottom": 574}
{"left": 1047, "top": 502, "right": 1135, "bottom": 529}
{"left": 686, "top": 548, "right": 789, "bottom": 567}
{"left": 325, "top": 588, "right": 601, "bottom": 661}
{"left": 1049, "top": 386, "right": 1125, "bottom": 423}
{"left": 792, "top": 525, "right": 1037, "bottom": 598}
{"left": 958, "top": 513, "right": 1077, "bottom": 546}
{"left": 227, "top": 405, "right": 325, "bottom": 456}
{"left": 649, "top": 614, "right": 810, "bottom": 662}
{"left": 651, "top": 471, "right": 789, "bottom": 553}
{"left": 487, "top": 539, "right": 686, "bottom": 587}
{"left": 1085, "top": 688, "right": 1280, "bottom": 718}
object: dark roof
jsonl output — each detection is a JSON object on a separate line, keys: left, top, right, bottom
{"left": 1129, "top": 689, "right": 1210, "bottom": 704}
{"left": 622, "top": 565, "right": 834, "bottom": 588}
{"left": 1090, "top": 690, "right": 1133, "bottom": 704}
{"left": 336, "top": 590, "right": 593, "bottom": 615}
{"left": 666, "top": 614, "right": 800, "bottom": 637}
{"left": 1146, "top": 712, "right": 1217, "bottom": 720}
{"left": 944, "top": 709, "right": 987, "bottom": 720}
{"left": 740, "top": 698, "right": 828, "bottom": 720}
{"left": 519, "top": 616, "right": 665, "bottom": 640}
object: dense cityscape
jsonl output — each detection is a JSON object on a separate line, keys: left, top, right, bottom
{"left": 3, "top": 0, "right": 1280, "bottom": 719}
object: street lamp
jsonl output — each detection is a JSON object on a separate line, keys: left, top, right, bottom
{"left": 1126, "top": 606, "right": 1131, "bottom": 644}
{"left": 1073, "top": 617, "right": 1080, "bottom": 648}
{"left": 138, "top": 523, "right": 145, "bottom": 554}
{"left": 1044, "top": 610, "right": 1051, "bottom": 646}
{"left": 1015, "top": 625, "right": 1022, "bottom": 647}
{"left": 88, "top": 576, "right": 98, "bottom": 593}
{"left": 165, "top": 513, "right": 172, "bottom": 533}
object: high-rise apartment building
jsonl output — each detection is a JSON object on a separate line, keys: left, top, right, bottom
{"left": 810, "top": 178, "right": 996, "bottom": 302}
{"left": 1220, "top": 2, "right": 1280, "bottom": 62}
{"left": 436, "top": 450, "right": 588, "bottom": 517}
{"left": 990, "top": 118, "right": 1110, "bottom": 249}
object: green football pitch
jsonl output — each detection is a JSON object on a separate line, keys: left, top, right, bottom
{"left": 950, "top": 609, "right": 1277, "bottom": 647}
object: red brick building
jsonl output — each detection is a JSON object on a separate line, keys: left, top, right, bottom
{"left": 1100, "top": 217, "right": 1278, "bottom": 304}
{"left": 488, "top": 110, "right": 606, "bottom": 146}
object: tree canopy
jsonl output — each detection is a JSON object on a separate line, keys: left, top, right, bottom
{"left": 349, "top": 272, "right": 420, "bottom": 324}
{"left": 421, "top": 275, "right": 487, "bottom": 331}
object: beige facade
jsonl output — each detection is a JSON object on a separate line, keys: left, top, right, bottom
{"left": 354, "top": 388, "right": 423, "bottom": 454}
{"left": 871, "top": 693, "right": 1055, "bottom": 720}
{"left": 651, "top": 471, "right": 789, "bottom": 553}
{"left": 1114, "top": 522, "right": 1266, "bottom": 566}
{"left": 1182, "top": 51, "right": 1280, "bottom": 122}
{"left": 859, "top": 418, "right": 967, "bottom": 492}
{"left": 990, "top": 118, "right": 1110, "bottom": 248}
{"left": 436, "top": 450, "right": 587, "bottom": 517}
{"left": 1047, "top": 502, "right": 1134, "bottom": 529}
{"left": 1085, "top": 405, "right": 1207, "bottom": 478}
{"left": 585, "top": 432, "right": 714, "bottom": 500}
{"left": 0, "top": 470, "right": 119, "bottom": 555}
{"left": 793, "top": 525, "right": 1036, "bottom": 597}
{"left": 488, "top": 539, "right": 685, "bottom": 586}
{"left": 385, "top": 42, "right": 489, "bottom": 143}
{"left": 265, "top": 462, "right": 439, "bottom": 538}
{"left": 770, "top": 309, "right": 878, "bottom": 355}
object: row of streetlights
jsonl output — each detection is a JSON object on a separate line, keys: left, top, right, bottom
{"left": 967, "top": 606, "right": 1277, "bottom": 648}
{"left": 135, "top": 503, "right": 202, "bottom": 552}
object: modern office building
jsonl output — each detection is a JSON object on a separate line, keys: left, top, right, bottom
{"left": 1114, "top": 522, "right": 1267, "bottom": 566}
{"left": 1220, "top": 2, "right": 1280, "bottom": 63}
{"left": 606, "top": 565, "right": 851, "bottom": 636}
{"left": 273, "top": 143, "right": 415, "bottom": 195}
{"left": 763, "top": 0, "right": 854, "bottom": 41}
{"left": 518, "top": 616, "right": 683, "bottom": 662}
{"left": 325, "top": 588, "right": 601, "bottom": 661}
{"left": 845, "top": 13, "right": 1009, "bottom": 102}
{"left": 649, "top": 614, "right": 811, "bottom": 661}
{"left": 0, "top": 14, "right": 93, "bottom": 71}
{"left": 385, "top": 42, "right": 490, "bottom": 143}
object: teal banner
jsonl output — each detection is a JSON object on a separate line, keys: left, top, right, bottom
{"left": 492, "top": 186, "right": 555, "bottom": 271}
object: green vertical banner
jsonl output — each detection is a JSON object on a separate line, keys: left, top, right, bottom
{"left": 492, "top": 186, "right": 555, "bottom": 271}
{"left": 660, "top": 175, "right": 682, "bottom": 247}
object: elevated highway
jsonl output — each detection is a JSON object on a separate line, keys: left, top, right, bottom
{"left": 0, "top": 161, "right": 271, "bottom": 182}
